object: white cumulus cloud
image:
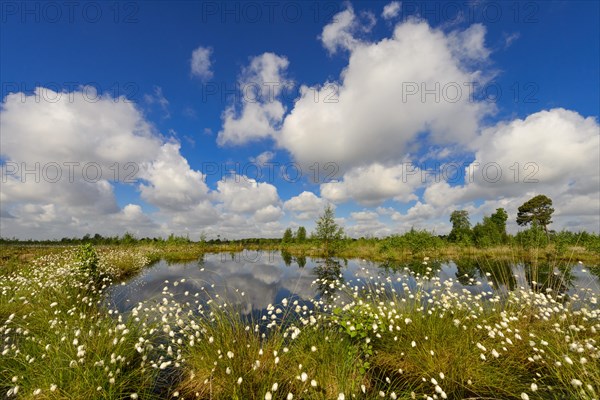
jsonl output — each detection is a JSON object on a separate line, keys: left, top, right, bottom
{"left": 382, "top": 1, "right": 401, "bottom": 20}
{"left": 278, "top": 17, "right": 494, "bottom": 172}
{"left": 320, "top": 162, "right": 423, "bottom": 206}
{"left": 139, "top": 142, "right": 210, "bottom": 211}
{"left": 191, "top": 46, "right": 214, "bottom": 80}
{"left": 283, "top": 191, "right": 327, "bottom": 220}
{"left": 217, "top": 53, "right": 291, "bottom": 146}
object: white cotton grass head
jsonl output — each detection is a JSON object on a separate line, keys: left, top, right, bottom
{"left": 530, "top": 383, "right": 538, "bottom": 392}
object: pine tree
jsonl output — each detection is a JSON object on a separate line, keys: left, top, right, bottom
{"left": 517, "top": 195, "right": 554, "bottom": 236}
{"left": 296, "top": 226, "right": 307, "bottom": 242}
{"left": 282, "top": 227, "right": 293, "bottom": 243}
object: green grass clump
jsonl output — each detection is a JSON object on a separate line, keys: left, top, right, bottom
{"left": 1, "top": 248, "right": 161, "bottom": 399}
{"left": 164, "top": 299, "right": 366, "bottom": 399}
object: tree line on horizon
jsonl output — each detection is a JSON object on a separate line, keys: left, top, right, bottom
{"left": 1, "top": 195, "right": 598, "bottom": 253}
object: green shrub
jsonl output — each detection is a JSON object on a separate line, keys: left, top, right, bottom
{"left": 75, "top": 243, "right": 99, "bottom": 281}
{"left": 515, "top": 225, "right": 549, "bottom": 248}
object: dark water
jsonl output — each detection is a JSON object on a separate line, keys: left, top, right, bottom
{"left": 106, "top": 250, "right": 600, "bottom": 315}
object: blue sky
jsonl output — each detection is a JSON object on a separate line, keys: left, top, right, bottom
{"left": 1, "top": 0, "right": 599, "bottom": 239}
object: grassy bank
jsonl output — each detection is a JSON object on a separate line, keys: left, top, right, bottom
{"left": 1, "top": 245, "right": 599, "bottom": 399}
{"left": 0, "top": 247, "right": 160, "bottom": 399}
{"left": 2, "top": 235, "right": 598, "bottom": 270}
{"left": 143, "top": 239, "right": 598, "bottom": 265}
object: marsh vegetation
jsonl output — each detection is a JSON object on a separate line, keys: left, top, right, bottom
{"left": 1, "top": 198, "right": 599, "bottom": 399}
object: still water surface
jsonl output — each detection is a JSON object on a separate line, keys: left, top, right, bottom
{"left": 106, "top": 251, "right": 599, "bottom": 315}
